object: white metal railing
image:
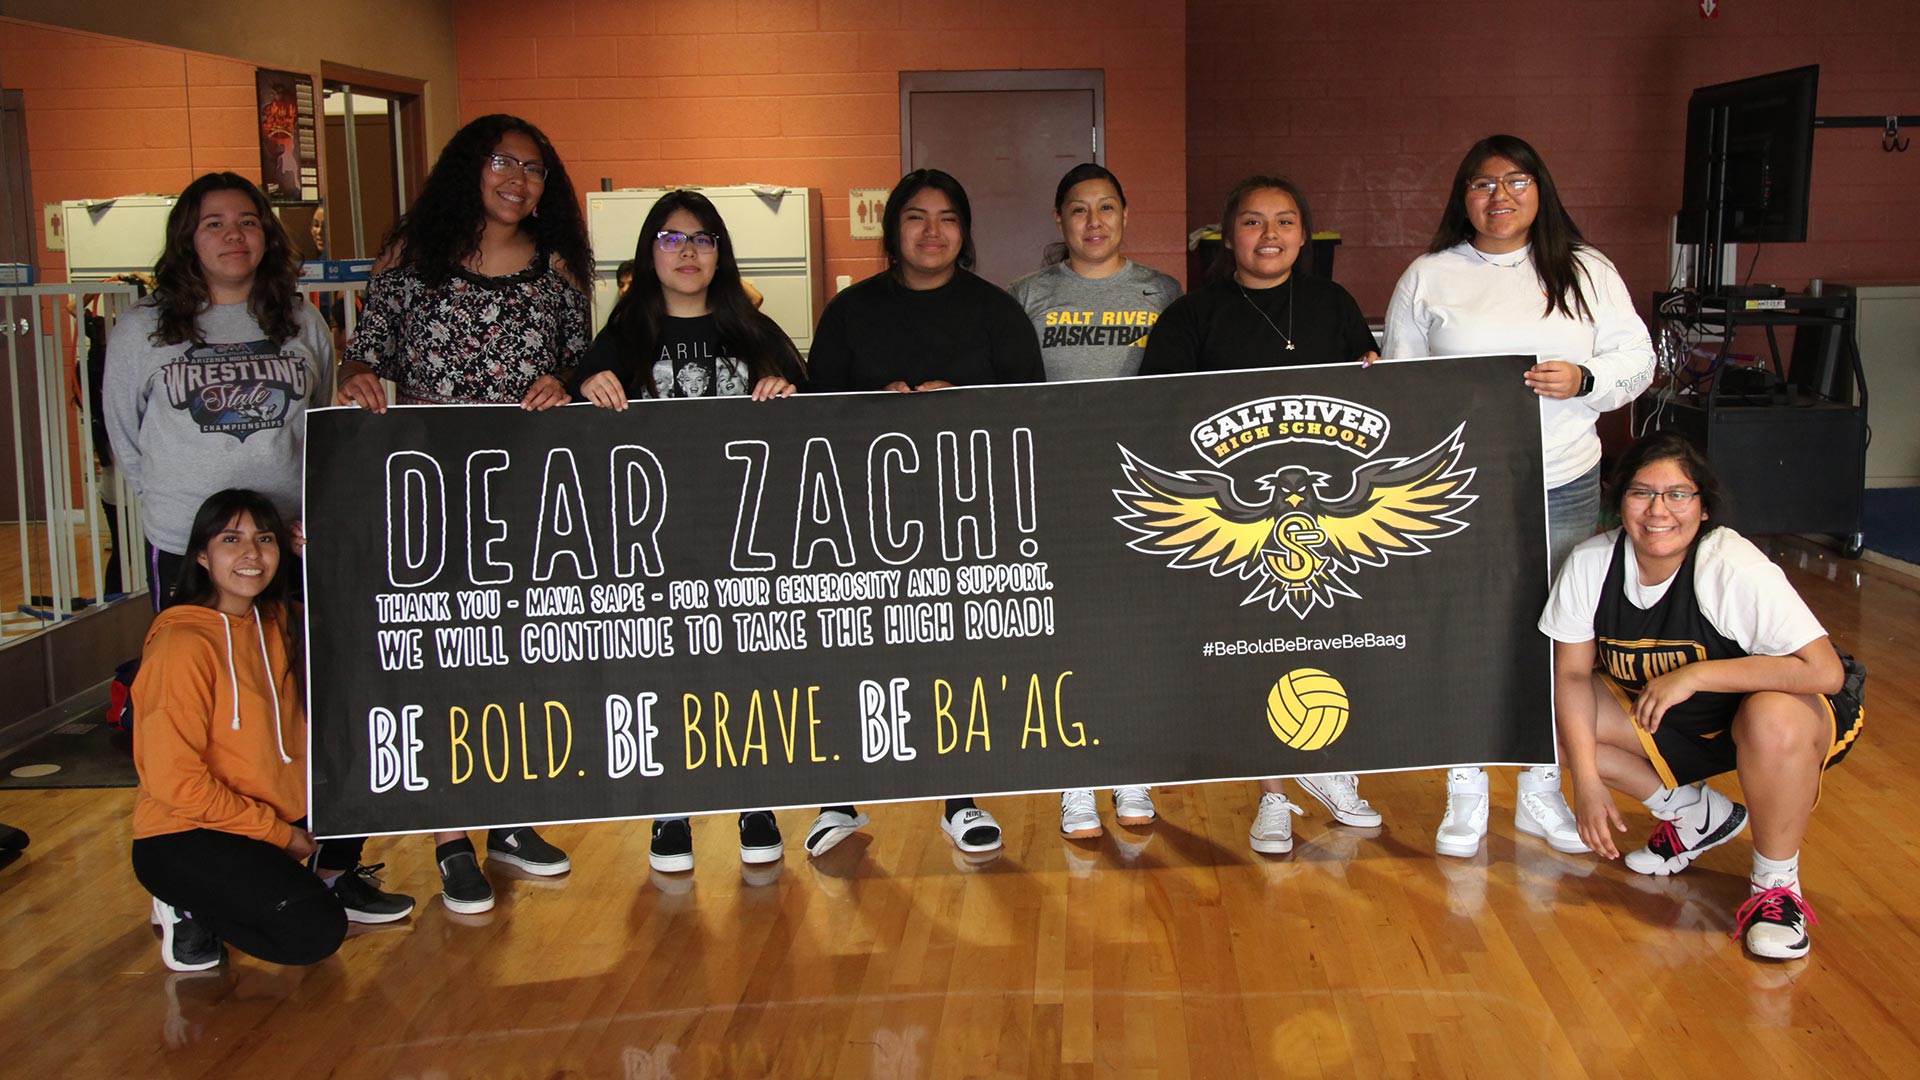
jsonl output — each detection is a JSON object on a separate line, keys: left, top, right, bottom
{"left": 0, "top": 280, "right": 365, "bottom": 644}
{"left": 1, "top": 282, "right": 144, "bottom": 641}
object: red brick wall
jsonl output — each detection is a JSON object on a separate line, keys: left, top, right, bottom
{"left": 1188, "top": 0, "right": 1920, "bottom": 319}
{"left": 455, "top": 0, "right": 1188, "bottom": 288}
{"left": 2, "top": 18, "right": 258, "bottom": 281}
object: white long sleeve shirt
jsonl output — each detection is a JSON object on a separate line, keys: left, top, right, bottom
{"left": 1382, "top": 242, "right": 1653, "bottom": 487}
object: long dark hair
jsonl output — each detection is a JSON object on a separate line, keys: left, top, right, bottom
{"left": 377, "top": 114, "right": 592, "bottom": 290}
{"left": 149, "top": 173, "right": 302, "bottom": 347}
{"left": 1211, "top": 175, "right": 1315, "bottom": 283}
{"left": 882, "top": 169, "right": 976, "bottom": 275}
{"left": 170, "top": 489, "right": 303, "bottom": 694}
{"left": 604, "top": 190, "right": 802, "bottom": 397}
{"left": 1603, "top": 432, "right": 1727, "bottom": 532}
{"left": 1428, "top": 134, "right": 1593, "bottom": 321}
{"left": 1044, "top": 162, "right": 1127, "bottom": 267}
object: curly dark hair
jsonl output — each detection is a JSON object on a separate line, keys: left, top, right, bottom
{"left": 149, "top": 173, "right": 303, "bottom": 347}
{"left": 378, "top": 114, "right": 592, "bottom": 290}
{"left": 603, "top": 190, "right": 803, "bottom": 397}
{"left": 1427, "top": 134, "right": 1594, "bottom": 322}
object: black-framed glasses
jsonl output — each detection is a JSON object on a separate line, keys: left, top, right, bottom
{"left": 487, "top": 152, "right": 549, "bottom": 182}
{"left": 1465, "top": 174, "right": 1534, "bottom": 198}
{"left": 1623, "top": 487, "right": 1700, "bottom": 507}
{"left": 655, "top": 230, "right": 720, "bottom": 253}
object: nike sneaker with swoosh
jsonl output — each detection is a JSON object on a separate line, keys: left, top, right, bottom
{"left": 1625, "top": 784, "right": 1747, "bottom": 876}
{"left": 1735, "top": 876, "right": 1817, "bottom": 960}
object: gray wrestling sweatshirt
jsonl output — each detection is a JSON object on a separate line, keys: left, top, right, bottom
{"left": 103, "top": 301, "right": 330, "bottom": 554}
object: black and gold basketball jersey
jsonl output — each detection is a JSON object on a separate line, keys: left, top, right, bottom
{"left": 1593, "top": 533, "right": 1746, "bottom": 732}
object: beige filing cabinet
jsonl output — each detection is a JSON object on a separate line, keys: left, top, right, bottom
{"left": 62, "top": 196, "right": 175, "bottom": 281}
{"left": 586, "top": 186, "right": 828, "bottom": 355}
{"left": 1857, "top": 285, "right": 1920, "bottom": 488}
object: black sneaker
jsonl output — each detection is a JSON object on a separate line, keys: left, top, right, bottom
{"left": 0, "top": 823, "right": 28, "bottom": 851}
{"left": 436, "top": 840, "right": 495, "bottom": 914}
{"left": 151, "top": 897, "right": 223, "bottom": 972}
{"left": 486, "top": 826, "right": 571, "bottom": 876}
{"left": 739, "top": 811, "right": 783, "bottom": 864}
{"left": 332, "top": 863, "right": 416, "bottom": 924}
{"left": 649, "top": 818, "right": 694, "bottom": 873}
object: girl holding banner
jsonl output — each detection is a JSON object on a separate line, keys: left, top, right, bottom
{"left": 1540, "top": 433, "right": 1863, "bottom": 959}
{"left": 805, "top": 169, "right": 1045, "bottom": 858}
{"left": 1141, "top": 175, "right": 1385, "bottom": 855}
{"left": 132, "top": 490, "right": 411, "bottom": 971}
{"left": 1382, "top": 135, "right": 1654, "bottom": 860}
{"left": 1010, "top": 163, "right": 1181, "bottom": 838}
{"left": 336, "top": 114, "right": 593, "bottom": 913}
{"left": 572, "top": 189, "right": 804, "bottom": 872}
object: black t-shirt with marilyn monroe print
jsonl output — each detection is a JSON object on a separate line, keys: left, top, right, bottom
{"left": 574, "top": 313, "right": 788, "bottom": 399}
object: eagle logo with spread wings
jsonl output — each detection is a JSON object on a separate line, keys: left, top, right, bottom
{"left": 1112, "top": 425, "right": 1477, "bottom": 617}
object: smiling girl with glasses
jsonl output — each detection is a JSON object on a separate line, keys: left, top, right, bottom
{"left": 573, "top": 189, "right": 802, "bottom": 406}
{"left": 333, "top": 112, "right": 594, "bottom": 915}
{"left": 1540, "top": 432, "right": 1865, "bottom": 961}
{"left": 1383, "top": 134, "right": 1657, "bottom": 862}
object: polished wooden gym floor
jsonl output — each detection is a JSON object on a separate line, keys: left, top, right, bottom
{"left": 1, "top": 539, "right": 1915, "bottom": 1078}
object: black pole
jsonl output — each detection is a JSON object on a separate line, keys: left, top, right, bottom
{"left": 1703, "top": 103, "right": 1731, "bottom": 293}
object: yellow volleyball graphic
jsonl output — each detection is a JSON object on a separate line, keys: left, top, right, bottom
{"left": 1266, "top": 668, "right": 1350, "bottom": 751}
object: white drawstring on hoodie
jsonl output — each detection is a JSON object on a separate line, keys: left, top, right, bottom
{"left": 220, "top": 605, "right": 292, "bottom": 765}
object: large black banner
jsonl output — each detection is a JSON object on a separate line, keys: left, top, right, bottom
{"left": 305, "top": 356, "right": 1553, "bottom": 837}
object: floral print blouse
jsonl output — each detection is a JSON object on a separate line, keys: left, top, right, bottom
{"left": 347, "top": 254, "right": 589, "bottom": 404}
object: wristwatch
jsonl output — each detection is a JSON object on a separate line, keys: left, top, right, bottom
{"left": 1575, "top": 365, "right": 1595, "bottom": 397}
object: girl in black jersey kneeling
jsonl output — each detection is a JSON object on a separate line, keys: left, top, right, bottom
{"left": 1540, "top": 433, "right": 1864, "bottom": 960}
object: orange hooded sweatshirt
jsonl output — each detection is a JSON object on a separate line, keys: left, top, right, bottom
{"left": 132, "top": 603, "right": 305, "bottom": 849}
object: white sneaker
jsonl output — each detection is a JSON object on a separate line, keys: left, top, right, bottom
{"left": 1248, "top": 792, "right": 1303, "bottom": 854}
{"left": 941, "top": 806, "right": 1003, "bottom": 853}
{"left": 1060, "top": 789, "right": 1102, "bottom": 838}
{"left": 1113, "top": 786, "right": 1156, "bottom": 826}
{"left": 1624, "top": 785, "right": 1747, "bottom": 876}
{"left": 1295, "top": 773, "right": 1382, "bottom": 827}
{"left": 1513, "top": 766, "right": 1589, "bottom": 854}
{"left": 1738, "top": 876, "right": 1816, "bottom": 960}
{"left": 1435, "top": 767, "right": 1490, "bottom": 858}
{"left": 803, "top": 809, "right": 869, "bottom": 859}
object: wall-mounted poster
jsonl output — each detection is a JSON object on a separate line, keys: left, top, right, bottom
{"left": 256, "top": 69, "right": 319, "bottom": 202}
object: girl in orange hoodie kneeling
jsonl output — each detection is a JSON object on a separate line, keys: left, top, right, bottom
{"left": 131, "top": 489, "right": 346, "bottom": 971}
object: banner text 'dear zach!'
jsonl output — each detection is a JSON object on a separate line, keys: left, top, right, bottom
{"left": 304, "top": 358, "right": 1554, "bottom": 837}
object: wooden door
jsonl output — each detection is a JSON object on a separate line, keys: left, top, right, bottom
{"left": 900, "top": 71, "right": 1103, "bottom": 290}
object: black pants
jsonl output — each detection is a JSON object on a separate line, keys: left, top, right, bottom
{"left": 132, "top": 829, "right": 346, "bottom": 966}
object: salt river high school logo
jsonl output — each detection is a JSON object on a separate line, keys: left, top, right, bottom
{"left": 1112, "top": 394, "right": 1477, "bottom": 617}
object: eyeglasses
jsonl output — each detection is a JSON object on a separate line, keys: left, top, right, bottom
{"left": 655, "top": 230, "right": 721, "bottom": 253}
{"left": 1465, "top": 174, "right": 1535, "bottom": 198}
{"left": 1623, "top": 487, "right": 1700, "bottom": 507}
{"left": 487, "top": 152, "right": 549, "bottom": 182}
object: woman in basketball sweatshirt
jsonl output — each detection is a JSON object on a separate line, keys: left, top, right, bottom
{"left": 131, "top": 489, "right": 346, "bottom": 971}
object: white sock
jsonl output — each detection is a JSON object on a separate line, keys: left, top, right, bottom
{"left": 1752, "top": 851, "right": 1800, "bottom": 891}
{"left": 319, "top": 870, "right": 343, "bottom": 888}
{"left": 1642, "top": 783, "right": 1703, "bottom": 820}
